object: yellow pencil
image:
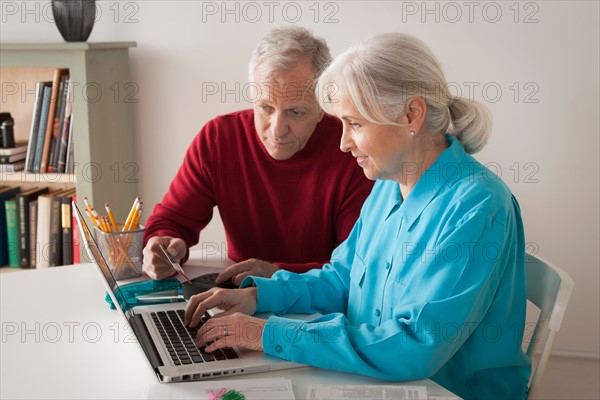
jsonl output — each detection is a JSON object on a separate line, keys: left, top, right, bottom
{"left": 84, "top": 208, "right": 100, "bottom": 228}
{"left": 115, "top": 201, "right": 143, "bottom": 273}
{"left": 83, "top": 197, "right": 93, "bottom": 214}
{"left": 123, "top": 202, "right": 141, "bottom": 231}
{"left": 102, "top": 216, "right": 113, "bottom": 233}
{"left": 99, "top": 216, "right": 107, "bottom": 233}
{"left": 90, "top": 208, "right": 103, "bottom": 230}
{"left": 122, "top": 197, "right": 140, "bottom": 232}
{"left": 132, "top": 202, "right": 143, "bottom": 229}
{"left": 105, "top": 203, "right": 119, "bottom": 232}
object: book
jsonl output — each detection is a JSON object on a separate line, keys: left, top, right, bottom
{"left": 0, "top": 152, "right": 27, "bottom": 163}
{"left": 36, "top": 191, "right": 59, "bottom": 268}
{"left": 4, "top": 198, "right": 20, "bottom": 267}
{"left": 0, "top": 162, "right": 25, "bottom": 173}
{"left": 0, "top": 141, "right": 28, "bottom": 156}
{"left": 61, "top": 191, "right": 76, "bottom": 265}
{"left": 25, "top": 82, "right": 48, "bottom": 172}
{"left": 40, "top": 68, "right": 69, "bottom": 173}
{"left": 49, "top": 188, "right": 75, "bottom": 266}
{"left": 49, "top": 74, "right": 70, "bottom": 173}
{"left": 33, "top": 84, "right": 52, "bottom": 173}
{"left": 29, "top": 200, "right": 38, "bottom": 268}
{"left": 47, "top": 77, "right": 64, "bottom": 172}
{"left": 64, "top": 113, "right": 75, "bottom": 174}
{"left": 0, "top": 186, "right": 21, "bottom": 266}
{"left": 47, "top": 192, "right": 61, "bottom": 267}
{"left": 17, "top": 186, "right": 49, "bottom": 267}
{"left": 57, "top": 80, "right": 73, "bottom": 173}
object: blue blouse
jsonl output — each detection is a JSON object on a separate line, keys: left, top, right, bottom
{"left": 244, "top": 135, "right": 531, "bottom": 399}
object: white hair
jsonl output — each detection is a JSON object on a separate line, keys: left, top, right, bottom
{"left": 248, "top": 26, "right": 332, "bottom": 82}
{"left": 317, "top": 33, "right": 491, "bottom": 154}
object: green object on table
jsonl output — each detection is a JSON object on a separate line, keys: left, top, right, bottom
{"left": 221, "top": 390, "right": 245, "bottom": 400}
{"left": 104, "top": 278, "right": 184, "bottom": 311}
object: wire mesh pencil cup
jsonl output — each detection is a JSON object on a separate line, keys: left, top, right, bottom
{"left": 94, "top": 225, "right": 144, "bottom": 280}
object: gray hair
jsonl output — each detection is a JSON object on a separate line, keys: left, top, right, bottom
{"left": 317, "top": 33, "right": 491, "bottom": 154}
{"left": 248, "top": 26, "right": 332, "bottom": 82}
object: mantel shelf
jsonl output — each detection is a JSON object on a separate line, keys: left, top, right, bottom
{"left": 0, "top": 42, "right": 136, "bottom": 51}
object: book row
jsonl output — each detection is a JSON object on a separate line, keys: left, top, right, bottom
{"left": 0, "top": 68, "right": 76, "bottom": 174}
{"left": 0, "top": 185, "right": 80, "bottom": 268}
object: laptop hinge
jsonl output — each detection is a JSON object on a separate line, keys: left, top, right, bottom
{"left": 129, "top": 314, "right": 163, "bottom": 368}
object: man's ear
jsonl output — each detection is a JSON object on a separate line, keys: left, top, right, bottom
{"left": 317, "top": 108, "right": 325, "bottom": 122}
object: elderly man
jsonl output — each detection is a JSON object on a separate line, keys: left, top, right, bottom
{"left": 143, "top": 27, "right": 373, "bottom": 285}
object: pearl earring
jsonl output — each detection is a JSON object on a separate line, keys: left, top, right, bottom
{"left": 409, "top": 131, "right": 415, "bottom": 136}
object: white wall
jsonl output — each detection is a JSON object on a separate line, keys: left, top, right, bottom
{"left": 2, "top": 1, "right": 598, "bottom": 356}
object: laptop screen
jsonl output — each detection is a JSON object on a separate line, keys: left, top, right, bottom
{"left": 72, "top": 202, "right": 133, "bottom": 318}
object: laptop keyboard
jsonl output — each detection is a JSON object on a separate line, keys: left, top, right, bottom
{"left": 150, "top": 309, "right": 239, "bottom": 366}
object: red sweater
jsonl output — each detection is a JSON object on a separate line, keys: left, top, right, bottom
{"left": 144, "top": 110, "right": 373, "bottom": 273}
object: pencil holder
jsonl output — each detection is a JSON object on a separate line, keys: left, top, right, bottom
{"left": 94, "top": 225, "right": 144, "bottom": 280}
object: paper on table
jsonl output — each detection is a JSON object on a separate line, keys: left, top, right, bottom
{"left": 305, "top": 383, "right": 427, "bottom": 400}
{"left": 429, "top": 397, "right": 461, "bottom": 400}
{"left": 146, "top": 377, "right": 295, "bottom": 400}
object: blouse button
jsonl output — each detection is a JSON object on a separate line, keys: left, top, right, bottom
{"left": 375, "top": 309, "right": 381, "bottom": 317}
{"left": 385, "top": 262, "right": 391, "bottom": 270}
{"left": 275, "top": 345, "right": 283, "bottom": 353}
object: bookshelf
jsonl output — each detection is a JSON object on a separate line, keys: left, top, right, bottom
{"left": 0, "top": 42, "right": 137, "bottom": 267}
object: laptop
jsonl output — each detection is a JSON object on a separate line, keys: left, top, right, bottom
{"left": 72, "top": 202, "right": 304, "bottom": 383}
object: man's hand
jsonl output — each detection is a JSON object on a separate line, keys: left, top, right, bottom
{"left": 216, "top": 258, "right": 279, "bottom": 286}
{"left": 142, "top": 236, "right": 186, "bottom": 280}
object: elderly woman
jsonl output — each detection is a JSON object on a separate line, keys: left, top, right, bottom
{"left": 185, "top": 33, "right": 531, "bottom": 400}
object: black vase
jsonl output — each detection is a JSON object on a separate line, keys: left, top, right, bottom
{"left": 52, "top": 0, "right": 96, "bottom": 42}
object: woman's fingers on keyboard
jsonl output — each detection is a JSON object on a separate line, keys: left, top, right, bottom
{"left": 185, "top": 289, "right": 217, "bottom": 327}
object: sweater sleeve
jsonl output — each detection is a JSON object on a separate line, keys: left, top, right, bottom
{"left": 256, "top": 210, "right": 517, "bottom": 381}
{"left": 143, "top": 124, "right": 217, "bottom": 264}
{"left": 272, "top": 261, "right": 323, "bottom": 274}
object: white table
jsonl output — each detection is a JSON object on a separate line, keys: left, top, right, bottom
{"left": 0, "top": 255, "right": 461, "bottom": 399}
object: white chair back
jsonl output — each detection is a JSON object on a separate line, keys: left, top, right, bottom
{"left": 524, "top": 252, "right": 574, "bottom": 399}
